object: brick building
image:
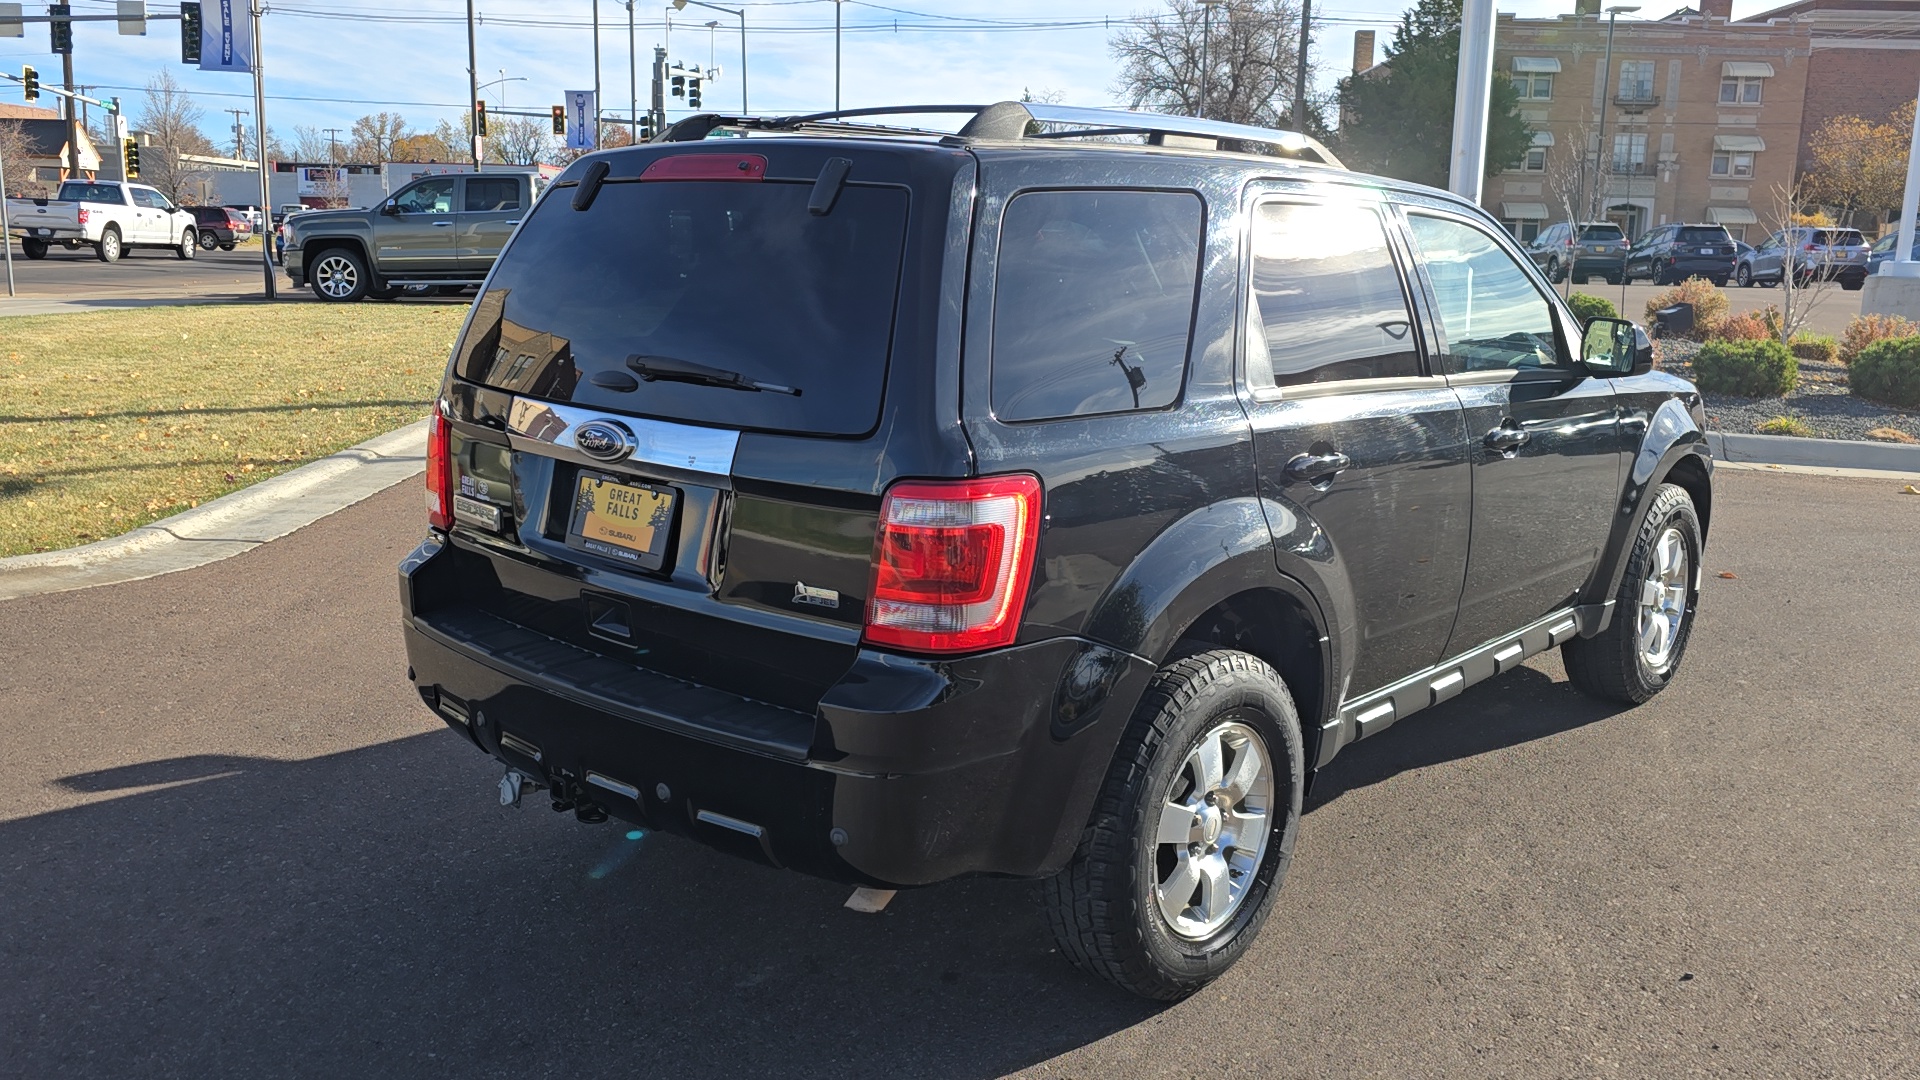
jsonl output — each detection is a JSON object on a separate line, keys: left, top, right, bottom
{"left": 1747, "top": 0, "right": 1920, "bottom": 173}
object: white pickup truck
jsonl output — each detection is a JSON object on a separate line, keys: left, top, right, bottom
{"left": 5, "top": 179, "right": 199, "bottom": 263}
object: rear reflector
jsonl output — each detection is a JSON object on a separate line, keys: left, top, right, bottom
{"left": 864, "top": 475, "right": 1042, "bottom": 655}
{"left": 640, "top": 154, "right": 768, "bottom": 182}
{"left": 426, "top": 411, "right": 452, "bottom": 530}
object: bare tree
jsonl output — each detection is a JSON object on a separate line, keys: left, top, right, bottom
{"left": 485, "top": 115, "right": 555, "bottom": 166}
{"left": 288, "top": 125, "right": 335, "bottom": 163}
{"left": 1, "top": 119, "right": 54, "bottom": 198}
{"left": 1769, "top": 176, "right": 1845, "bottom": 342}
{"left": 1111, "top": 0, "right": 1309, "bottom": 129}
{"left": 133, "top": 69, "right": 218, "bottom": 203}
{"left": 348, "top": 112, "right": 411, "bottom": 164}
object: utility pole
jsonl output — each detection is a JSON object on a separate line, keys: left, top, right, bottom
{"left": 651, "top": 45, "right": 666, "bottom": 134}
{"left": 593, "top": 0, "right": 602, "bottom": 143}
{"left": 834, "top": 0, "right": 842, "bottom": 111}
{"left": 226, "top": 107, "right": 248, "bottom": 157}
{"left": 323, "top": 127, "right": 343, "bottom": 163}
{"left": 627, "top": 1, "right": 637, "bottom": 137}
{"left": 1292, "top": 0, "right": 1311, "bottom": 132}
{"left": 250, "top": 0, "right": 275, "bottom": 298}
{"left": 63, "top": 48, "right": 80, "bottom": 179}
{"left": 465, "top": 0, "right": 481, "bottom": 169}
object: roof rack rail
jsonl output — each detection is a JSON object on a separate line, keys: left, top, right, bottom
{"left": 657, "top": 102, "right": 1344, "bottom": 168}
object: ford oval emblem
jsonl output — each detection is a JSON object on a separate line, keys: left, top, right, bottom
{"left": 573, "top": 420, "right": 634, "bottom": 463}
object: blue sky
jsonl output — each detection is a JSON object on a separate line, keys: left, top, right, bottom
{"left": 0, "top": 0, "right": 1785, "bottom": 146}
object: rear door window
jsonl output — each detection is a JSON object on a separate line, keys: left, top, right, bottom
{"left": 990, "top": 189, "right": 1202, "bottom": 422}
{"left": 464, "top": 177, "right": 521, "bottom": 212}
{"left": 1247, "top": 200, "right": 1421, "bottom": 388}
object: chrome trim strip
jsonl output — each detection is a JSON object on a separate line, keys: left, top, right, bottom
{"left": 1335, "top": 607, "right": 1579, "bottom": 746}
{"left": 499, "top": 731, "right": 543, "bottom": 762}
{"left": 586, "top": 771, "right": 640, "bottom": 801}
{"left": 1354, "top": 701, "right": 1395, "bottom": 736}
{"left": 695, "top": 809, "right": 766, "bottom": 839}
{"left": 1430, "top": 670, "right": 1465, "bottom": 704}
{"left": 506, "top": 396, "right": 739, "bottom": 480}
{"left": 1492, "top": 642, "right": 1525, "bottom": 671}
{"left": 1548, "top": 618, "right": 1578, "bottom": 644}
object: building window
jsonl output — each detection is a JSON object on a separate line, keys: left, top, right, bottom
{"left": 1512, "top": 73, "right": 1553, "bottom": 99}
{"left": 1711, "top": 151, "right": 1755, "bottom": 178}
{"left": 1618, "top": 61, "right": 1656, "bottom": 102}
{"left": 1719, "top": 76, "right": 1763, "bottom": 104}
{"left": 1522, "top": 146, "right": 1547, "bottom": 172}
{"left": 1612, "top": 132, "right": 1648, "bottom": 174}
{"left": 1502, "top": 219, "right": 1542, "bottom": 243}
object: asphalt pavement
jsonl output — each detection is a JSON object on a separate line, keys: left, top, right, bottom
{"left": 1, "top": 471, "right": 1916, "bottom": 1078}
{"left": 1, "top": 240, "right": 291, "bottom": 303}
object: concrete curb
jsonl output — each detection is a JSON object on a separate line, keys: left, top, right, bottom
{"left": 1706, "top": 431, "right": 1920, "bottom": 476}
{"left": 0, "top": 419, "right": 428, "bottom": 601}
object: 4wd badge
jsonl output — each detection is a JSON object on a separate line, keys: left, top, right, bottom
{"left": 792, "top": 582, "right": 840, "bottom": 610}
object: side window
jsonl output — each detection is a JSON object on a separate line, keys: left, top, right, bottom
{"left": 132, "top": 189, "right": 162, "bottom": 209}
{"left": 465, "top": 177, "right": 521, "bottom": 212}
{"left": 1407, "top": 214, "right": 1565, "bottom": 375}
{"left": 990, "top": 189, "right": 1202, "bottom": 422}
{"left": 1247, "top": 201, "right": 1421, "bottom": 389}
{"left": 394, "top": 178, "right": 455, "bottom": 214}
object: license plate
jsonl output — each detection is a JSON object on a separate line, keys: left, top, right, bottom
{"left": 566, "top": 472, "right": 676, "bottom": 569}
{"left": 34, "top": 228, "right": 50, "bottom": 236}
{"left": 1589, "top": 245, "right": 1610, "bottom": 253}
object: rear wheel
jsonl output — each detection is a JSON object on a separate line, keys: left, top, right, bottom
{"left": 175, "top": 228, "right": 196, "bottom": 260}
{"left": 95, "top": 226, "right": 122, "bottom": 263}
{"left": 1563, "top": 483, "right": 1702, "bottom": 705}
{"left": 219, "top": 242, "right": 236, "bottom": 251}
{"left": 1044, "top": 650, "right": 1304, "bottom": 1001}
{"left": 22, "top": 238, "right": 48, "bottom": 260}
{"left": 198, "top": 229, "right": 219, "bottom": 251}
{"left": 1735, "top": 264, "right": 1753, "bottom": 288}
{"left": 309, "top": 248, "right": 369, "bottom": 302}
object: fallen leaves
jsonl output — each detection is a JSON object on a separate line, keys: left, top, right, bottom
{"left": 1718, "top": 571, "right": 1738, "bottom": 579}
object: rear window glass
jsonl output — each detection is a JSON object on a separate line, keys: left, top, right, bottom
{"left": 991, "top": 190, "right": 1202, "bottom": 422}
{"left": 1248, "top": 201, "right": 1420, "bottom": 387}
{"left": 454, "top": 177, "right": 909, "bottom": 437}
{"left": 1576, "top": 225, "right": 1624, "bottom": 241}
{"left": 57, "top": 182, "right": 125, "bottom": 204}
{"left": 1677, "top": 227, "right": 1731, "bottom": 244}
{"left": 1813, "top": 230, "right": 1865, "bottom": 247}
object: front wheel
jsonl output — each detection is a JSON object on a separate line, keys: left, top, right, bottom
{"left": 22, "top": 238, "right": 49, "bottom": 260}
{"left": 1734, "top": 264, "right": 1752, "bottom": 288}
{"left": 95, "top": 226, "right": 122, "bottom": 263}
{"left": 309, "top": 248, "right": 370, "bottom": 302}
{"left": 1562, "top": 483, "right": 1702, "bottom": 705}
{"left": 1545, "top": 257, "right": 1564, "bottom": 283}
{"left": 175, "top": 228, "right": 196, "bottom": 260}
{"left": 198, "top": 230, "right": 219, "bottom": 251}
{"left": 1044, "top": 650, "right": 1304, "bottom": 1001}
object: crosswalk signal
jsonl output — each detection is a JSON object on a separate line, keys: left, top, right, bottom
{"left": 180, "top": 3, "right": 202, "bottom": 64}
{"left": 550, "top": 105, "right": 565, "bottom": 135}
{"left": 688, "top": 78, "right": 702, "bottom": 109}
{"left": 123, "top": 138, "right": 141, "bottom": 179}
{"left": 474, "top": 100, "right": 487, "bottom": 136}
{"left": 49, "top": 4, "right": 72, "bottom": 54}
{"left": 21, "top": 66, "right": 38, "bottom": 102}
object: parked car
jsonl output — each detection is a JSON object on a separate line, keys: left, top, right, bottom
{"left": 1526, "top": 220, "right": 1628, "bottom": 284}
{"left": 4, "top": 179, "right": 198, "bottom": 262}
{"left": 1868, "top": 230, "right": 1915, "bottom": 274}
{"left": 187, "top": 205, "right": 253, "bottom": 250}
{"left": 283, "top": 172, "right": 538, "bottom": 301}
{"left": 399, "top": 102, "right": 1712, "bottom": 1001}
{"left": 1622, "top": 223, "right": 1737, "bottom": 286}
{"left": 223, "top": 204, "right": 265, "bottom": 233}
{"left": 1734, "top": 226, "right": 1870, "bottom": 290}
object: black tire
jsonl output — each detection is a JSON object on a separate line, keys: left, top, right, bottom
{"left": 1711, "top": 277, "right": 1729, "bottom": 288}
{"left": 95, "top": 226, "right": 122, "bottom": 263}
{"left": 175, "top": 228, "right": 196, "bottom": 260}
{"left": 1606, "top": 273, "right": 1623, "bottom": 285}
{"left": 1842, "top": 277, "right": 1864, "bottom": 292}
{"left": 308, "top": 247, "right": 370, "bottom": 302}
{"left": 1546, "top": 257, "right": 1564, "bottom": 284}
{"left": 219, "top": 242, "right": 236, "bottom": 251}
{"left": 198, "top": 229, "right": 219, "bottom": 251}
{"left": 1044, "top": 650, "right": 1305, "bottom": 1001}
{"left": 22, "top": 238, "right": 48, "bottom": 260}
{"left": 1562, "top": 483, "right": 1703, "bottom": 705}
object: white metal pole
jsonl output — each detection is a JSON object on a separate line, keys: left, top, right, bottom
{"left": 252, "top": 1, "right": 275, "bottom": 299}
{"left": 1449, "top": 0, "right": 1496, "bottom": 202}
{"left": 1, "top": 139, "right": 15, "bottom": 297}
{"left": 1891, "top": 78, "right": 1920, "bottom": 278}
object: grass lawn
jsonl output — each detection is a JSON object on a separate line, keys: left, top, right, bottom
{"left": 0, "top": 303, "right": 466, "bottom": 557}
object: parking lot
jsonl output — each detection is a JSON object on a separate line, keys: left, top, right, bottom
{"left": 1, "top": 467, "right": 1914, "bottom": 1077}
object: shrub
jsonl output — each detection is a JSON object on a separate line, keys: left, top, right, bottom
{"left": 1714, "top": 307, "right": 1782, "bottom": 343}
{"left": 1840, "top": 313, "right": 1919, "bottom": 364}
{"left": 1849, "top": 336, "right": 1920, "bottom": 408}
{"left": 1755, "top": 416, "right": 1812, "bottom": 437}
{"left": 1692, "top": 338, "right": 1799, "bottom": 397}
{"left": 1566, "top": 292, "right": 1619, "bottom": 325}
{"left": 1789, "top": 333, "right": 1839, "bottom": 364}
{"left": 1644, "top": 277, "right": 1728, "bottom": 340}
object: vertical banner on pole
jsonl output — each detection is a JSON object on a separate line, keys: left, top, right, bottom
{"left": 200, "top": 0, "right": 254, "bottom": 72}
{"left": 566, "top": 90, "right": 598, "bottom": 150}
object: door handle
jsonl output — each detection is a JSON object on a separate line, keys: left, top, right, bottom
{"left": 1484, "top": 424, "right": 1531, "bottom": 453}
{"left": 505, "top": 219, "right": 522, "bottom": 226}
{"left": 431, "top": 221, "right": 454, "bottom": 227}
{"left": 1284, "top": 451, "right": 1352, "bottom": 483}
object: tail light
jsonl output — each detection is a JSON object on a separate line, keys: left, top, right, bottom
{"left": 76, "top": 207, "right": 90, "bottom": 226}
{"left": 426, "top": 411, "right": 452, "bottom": 530}
{"left": 863, "top": 475, "right": 1042, "bottom": 655}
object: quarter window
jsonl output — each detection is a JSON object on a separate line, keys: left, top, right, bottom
{"left": 1246, "top": 201, "right": 1421, "bottom": 388}
{"left": 990, "top": 190, "right": 1203, "bottom": 422}
{"left": 1406, "top": 214, "right": 1564, "bottom": 375}
{"left": 1711, "top": 151, "right": 1755, "bottom": 178}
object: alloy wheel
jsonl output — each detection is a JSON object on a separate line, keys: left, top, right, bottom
{"left": 1636, "top": 527, "right": 1690, "bottom": 673}
{"left": 315, "top": 255, "right": 359, "bottom": 299}
{"left": 1153, "top": 720, "right": 1272, "bottom": 940}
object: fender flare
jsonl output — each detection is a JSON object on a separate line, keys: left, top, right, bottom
{"left": 1584, "top": 397, "right": 1713, "bottom": 612}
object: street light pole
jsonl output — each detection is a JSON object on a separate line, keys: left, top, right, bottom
{"left": 466, "top": 0, "right": 481, "bottom": 170}
{"left": 628, "top": 0, "right": 638, "bottom": 134}
{"left": 672, "top": 0, "right": 746, "bottom": 112}
{"left": 1587, "top": 6, "right": 1639, "bottom": 222}
{"left": 835, "top": 0, "right": 842, "bottom": 111}
{"left": 593, "top": 0, "right": 602, "bottom": 143}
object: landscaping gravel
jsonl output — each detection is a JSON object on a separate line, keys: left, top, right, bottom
{"left": 1653, "top": 338, "right": 1920, "bottom": 444}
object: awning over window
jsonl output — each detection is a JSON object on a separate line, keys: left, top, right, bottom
{"left": 1531, "top": 131, "right": 1556, "bottom": 147}
{"left": 1512, "top": 56, "right": 1562, "bottom": 73}
{"left": 1714, "top": 134, "right": 1766, "bottom": 152}
{"left": 1502, "top": 202, "right": 1549, "bottom": 219}
{"left": 1722, "top": 61, "right": 1775, "bottom": 78}
{"left": 1708, "top": 206, "right": 1758, "bottom": 225}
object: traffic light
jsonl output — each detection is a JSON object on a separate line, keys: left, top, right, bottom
{"left": 180, "top": 3, "right": 201, "bottom": 64}
{"left": 21, "top": 66, "right": 37, "bottom": 102}
{"left": 123, "top": 138, "right": 140, "bottom": 179}
{"left": 639, "top": 115, "right": 655, "bottom": 141}
{"left": 108, "top": 96, "right": 120, "bottom": 115}
{"left": 474, "top": 100, "right": 487, "bottom": 136}
{"left": 688, "top": 77, "right": 702, "bottom": 109}
{"left": 49, "top": 4, "right": 72, "bottom": 54}
{"left": 551, "top": 104, "right": 565, "bottom": 135}
{"left": 671, "top": 73, "right": 685, "bottom": 98}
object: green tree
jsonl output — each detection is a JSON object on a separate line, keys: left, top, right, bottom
{"left": 1335, "top": 0, "right": 1530, "bottom": 186}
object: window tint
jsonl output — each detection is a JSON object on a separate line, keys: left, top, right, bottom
{"left": 1247, "top": 201, "right": 1420, "bottom": 388}
{"left": 1407, "top": 215, "right": 1563, "bottom": 374}
{"left": 1678, "top": 226, "right": 1731, "bottom": 244}
{"left": 1576, "top": 224, "right": 1623, "bottom": 241}
{"left": 465, "top": 177, "right": 521, "bottom": 212}
{"left": 990, "top": 190, "right": 1202, "bottom": 422}
{"left": 395, "top": 178, "right": 455, "bottom": 214}
{"left": 1812, "top": 230, "right": 1864, "bottom": 247}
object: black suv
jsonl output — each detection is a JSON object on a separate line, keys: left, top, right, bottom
{"left": 1623, "top": 223, "right": 1738, "bottom": 286}
{"left": 400, "top": 103, "right": 1713, "bottom": 1001}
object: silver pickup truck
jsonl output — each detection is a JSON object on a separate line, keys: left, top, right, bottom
{"left": 5, "top": 180, "right": 199, "bottom": 263}
{"left": 283, "top": 172, "right": 542, "bottom": 302}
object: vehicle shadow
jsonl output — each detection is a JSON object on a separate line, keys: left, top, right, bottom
{"left": 1, "top": 734, "right": 1156, "bottom": 1079}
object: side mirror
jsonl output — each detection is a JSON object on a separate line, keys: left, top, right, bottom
{"left": 381, "top": 200, "right": 398, "bottom": 215}
{"left": 1581, "top": 317, "right": 1654, "bottom": 377}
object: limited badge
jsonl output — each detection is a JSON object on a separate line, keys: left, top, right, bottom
{"left": 792, "top": 582, "right": 840, "bottom": 610}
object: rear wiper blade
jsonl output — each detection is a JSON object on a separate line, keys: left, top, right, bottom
{"left": 625, "top": 354, "right": 801, "bottom": 396}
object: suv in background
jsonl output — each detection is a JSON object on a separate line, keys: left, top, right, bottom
{"left": 1527, "top": 221, "right": 1628, "bottom": 284}
{"left": 399, "top": 103, "right": 1713, "bottom": 1001}
{"left": 284, "top": 172, "right": 540, "bottom": 301}
{"left": 1869, "top": 231, "right": 1914, "bottom": 275}
{"left": 1736, "top": 226, "right": 1870, "bottom": 290}
{"left": 1623, "top": 223, "right": 1737, "bottom": 286}
{"left": 187, "top": 205, "right": 253, "bottom": 250}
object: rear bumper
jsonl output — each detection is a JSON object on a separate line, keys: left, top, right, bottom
{"left": 1661, "top": 257, "right": 1735, "bottom": 279}
{"left": 399, "top": 537, "right": 1153, "bottom": 888}
{"left": 1571, "top": 254, "right": 1626, "bottom": 276}
{"left": 10, "top": 225, "right": 84, "bottom": 242}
